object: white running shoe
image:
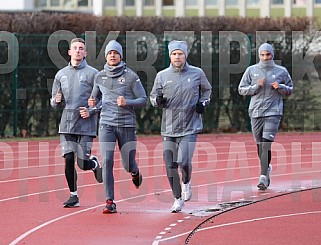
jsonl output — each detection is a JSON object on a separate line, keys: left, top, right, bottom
{"left": 181, "top": 181, "right": 192, "bottom": 201}
{"left": 257, "top": 175, "right": 268, "bottom": 190}
{"left": 171, "top": 198, "right": 184, "bottom": 213}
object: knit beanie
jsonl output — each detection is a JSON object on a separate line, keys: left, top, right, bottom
{"left": 168, "top": 40, "right": 188, "bottom": 57}
{"left": 105, "top": 40, "right": 123, "bottom": 58}
{"left": 258, "top": 43, "right": 274, "bottom": 59}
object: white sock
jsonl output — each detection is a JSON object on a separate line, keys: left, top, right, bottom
{"left": 71, "top": 191, "right": 78, "bottom": 196}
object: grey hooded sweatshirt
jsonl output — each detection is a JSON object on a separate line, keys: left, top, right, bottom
{"left": 50, "top": 59, "right": 98, "bottom": 136}
{"left": 150, "top": 62, "right": 212, "bottom": 137}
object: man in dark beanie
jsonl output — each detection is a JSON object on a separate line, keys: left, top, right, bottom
{"left": 150, "top": 40, "right": 212, "bottom": 213}
{"left": 238, "top": 43, "right": 293, "bottom": 190}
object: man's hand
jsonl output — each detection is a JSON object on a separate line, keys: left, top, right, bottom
{"left": 55, "top": 89, "right": 62, "bottom": 103}
{"left": 88, "top": 96, "right": 96, "bottom": 107}
{"left": 156, "top": 94, "right": 167, "bottom": 108}
{"left": 196, "top": 102, "right": 205, "bottom": 114}
{"left": 271, "top": 81, "right": 279, "bottom": 90}
{"left": 258, "top": 79, "right": 265, "bottom": 87}
{"left": 79, "top": 107, "right": 89, "bottom": 118}
{"left": 117, "top": 96, "right": 126, "bottom": 107}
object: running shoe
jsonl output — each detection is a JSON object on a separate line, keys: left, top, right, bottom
{"left": 257, "top": 175, "right": 268, "bottom": 190}
{"left": 90, "top": 155, "right": 103, "bottom": 183}
{"left": 181, "top": 181, "right": 192, "bottom": 201}
{"left": 171, "top": 198, "right": 184, "bottom": 213}
{"left": 63, "top": 195, "right": 79, "bottom": 208}
{"left": 131, "top": 171, "right": 142, "bottom": 189}
{"left": 103, "top": 199, "right": 117, "bottom": 214}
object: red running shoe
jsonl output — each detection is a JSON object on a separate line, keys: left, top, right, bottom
{"left": 103, "top": 199, "right": 117, "bottom": 214}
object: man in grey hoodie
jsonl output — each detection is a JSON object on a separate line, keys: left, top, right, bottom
{"left": 150, "top": 40, "right": 212, "bottom": 213}
{"left": 238, "top": 43, "right": 293, "bottom": 190}
{"left": 51, "top": 38, "right": 103, "bottom": 208}
{"left": 83, "top": 40, "right": 147, "bottom": 214}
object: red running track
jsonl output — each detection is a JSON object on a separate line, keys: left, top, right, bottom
{"left": 0, "top": 132, "right": 321, "bottom": 244}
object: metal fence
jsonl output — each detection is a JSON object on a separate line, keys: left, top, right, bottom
{"left": 0, "top": 32, "right": 220, "bottom": 137}
{"left": 1, "top": 32, "right": 319, "bottom": 137}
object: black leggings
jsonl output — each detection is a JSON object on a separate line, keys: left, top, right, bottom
{"left": 64, "top": 152, "right": 95, "bottom": 192}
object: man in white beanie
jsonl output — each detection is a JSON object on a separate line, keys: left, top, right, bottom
{"left": 238, "top": 43, "right": 293, "bottom": 190}
{"left": 82, "top": 39, "right": 147, "bottom": 214}
{"left": 150, "top": 40, "right": 212, "bottom": 213}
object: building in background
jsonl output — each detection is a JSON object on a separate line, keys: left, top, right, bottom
{"left": 0, "top": 0, "right": 319, "bottom": 17}
{"left": 3, "top": 0, "right": 35, "bottom": 10}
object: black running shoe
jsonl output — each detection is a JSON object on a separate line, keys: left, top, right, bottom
{"left": 103, "top": 199, "right": 117, "bottom": 214}
{"left": 63, "top": 195, "right": 79, "bottom": 208}
{"left": 90, "top": 155, "right": 103, "bottom": 183}
{"left": 131, "top": 171, "right": 142, "bottom": 189}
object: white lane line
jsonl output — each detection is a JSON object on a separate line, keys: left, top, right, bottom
{"left": 3, "top": 137, "right": 319, "bottom": 244}
{"left": 0, "top": 173, "right": 64, "bottom": 184}
{"left": 154, "top": 216, "right": 191, "bottom": 242}
{"left": 2, "top": 155, "right": 320, "bottom": 187}
{"left": 0, "top": 173, "right": 169, "bottom": 203}
{"left": 1, "top": 169, "right": 320, "bottom": 203}
{"left": 153, "top": 210, "right": 321, "bottom": 244}
{"left": 8, "top": 192, "right": 160, "bottom": 245}
{"left": 3, "top": 141, "right": 317, "bottom": 172}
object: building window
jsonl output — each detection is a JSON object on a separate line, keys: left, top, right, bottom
{"left": 248, "top": 0, "right": 260, "bottom": 4}
{"left": 126, "top": 0, "right": 135, "bottom": 6}
{"left": 186, "top": 0, "right": 197, "bottom": 5}
{"left": 145, "top": 0, "right": 154, "bottom": 5}
{"left": 227, "top": 0, "right": 237, "bottom": 4}
{"left": 78, "top": 0, "right": 89, "bottom": 6}
{"left": 163, "top": 0, "right": 174, "bottom": 5}
{"left": 64, "top": 0, "right": 74, "bottom": 7}
{"left": 50, "top": 0, "right": 60, "bottom": 6}
{"left": 206, "top": 0, "right": 217, "bottom": 4}
{"left": 35, "top": 0, "right": 46, "bottom": 7}
{"left": 106, "top": 0, "right": 116, "bottom": 6}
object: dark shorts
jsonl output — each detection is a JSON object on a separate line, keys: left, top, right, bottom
{"left": 251, "top": 116, "right": 282, "bottom": 143}
{"left": 60, "top": 134, "right": 94, "bottom": 159}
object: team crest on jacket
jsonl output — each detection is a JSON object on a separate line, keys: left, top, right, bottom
{"left": 118, "top": 76, "right": 125, "bottom": 84}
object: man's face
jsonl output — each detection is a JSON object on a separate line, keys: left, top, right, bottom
{"left": 68, "top": 41, "right": 87, "bottom": 63}
{"left": 260, "top": 50, "right": 273, "bottom": 62}
{"left": 106, "top": 50, "right": 121, "bottom": 66}
{"left": 170, "top": 50, "right": 186, "bottom": 69}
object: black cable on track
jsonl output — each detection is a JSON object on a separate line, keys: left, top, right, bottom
{"left": 185, "top": 186, "right": 321, "bottom": 244}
